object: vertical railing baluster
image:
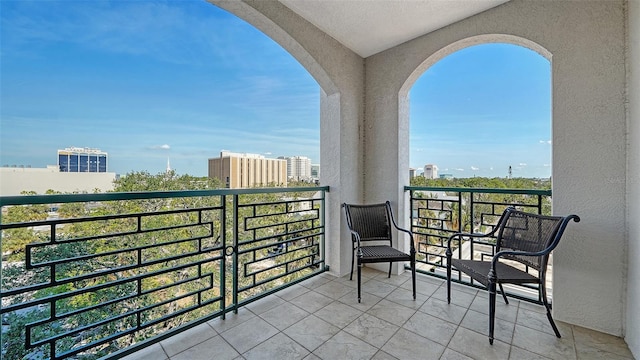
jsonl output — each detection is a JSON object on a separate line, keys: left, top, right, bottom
{"left": 537, "top": 194, "right": 543, "bottom": 214}
{"left": 232, "top": 194, "right": 239, "bottom": 315}
{"left": 220, "top": 194, "right": 226, "bottom": 320}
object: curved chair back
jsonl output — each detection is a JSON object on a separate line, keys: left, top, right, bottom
{"left": 344, "top": 203, "right": 392, "bottom": 245}
{"left": 496, "top": 208, "right": 574, "bottom": 271}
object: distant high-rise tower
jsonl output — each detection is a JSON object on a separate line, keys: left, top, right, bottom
{"left": 166, "top": 157, "right": 172, "bottom": 173}
{"left": 208, "top": 151, "right": 287, "bottom": 189}
{"left": 279, "top": 156, "right": 312, "bottom": 181}
{"left": 423, "top": 164, "right": 438, "bottom": 179}
{"left": 58, "top": 147, "right": 107, "bottom": 173}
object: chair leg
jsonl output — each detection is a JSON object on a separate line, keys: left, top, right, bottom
{"left": 488, "top": 269, "right": 497, "bottom": 345}
{"left": 541, "top": 281, "right": 561, "bottom": 338}
{"left": 411, "top": 258, "right": 416, "bottom": 300}
{"left": 446, "top": 248, "right": 452, "bottom": 304}
{"left": 499, "top": 283, "right": 509, "bottom": 305}
{"left": 357, "top": 261, "right": 362, "bottom": 303}
{"left": 350, "top": 248, "right": 355, "bottom": 281}
{"left": 388, "top": 261, "right": 392, "bottom": 278}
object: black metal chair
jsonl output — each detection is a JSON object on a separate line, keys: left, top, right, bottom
{"left": 446, "top": 207, "right": 580, "bottom": 344}
{"left": 343, "top": 201, "right": 416, "bottom": 303}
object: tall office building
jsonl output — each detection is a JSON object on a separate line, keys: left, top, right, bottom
{"left": 279, "top": 156, "right": 312, "bottom": 181}
{"left": 208, "top": 151, "right": 287, "bottom": 189}
{"left": 58, "top": 147, "right": 108, "bottom": 173}
{"left": 424, "top": 164, "right": 438, "bottom": 179}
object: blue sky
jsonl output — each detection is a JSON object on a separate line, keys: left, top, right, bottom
{"left": 410, "top": 43, "right": 551, "bottom": 178}
{"left": 0, "top": 0, "right": 551, "bottom": 178}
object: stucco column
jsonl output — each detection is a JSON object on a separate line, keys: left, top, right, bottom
{"left": 362, "top": 60, "right": 413, "bottom": 274}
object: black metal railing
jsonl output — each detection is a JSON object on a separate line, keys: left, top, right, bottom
{"left": 0, "top": 187, "right": 328, "bottom": 360}
{"left": 405, "top": 186, "right": 552, "bottom": 303}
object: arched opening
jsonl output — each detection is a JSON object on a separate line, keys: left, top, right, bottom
{"left": 410, "top": 43, "right": 551, "bottom": 180}
{"left": 403, "top": 37, "right": 553, "bottom": 302}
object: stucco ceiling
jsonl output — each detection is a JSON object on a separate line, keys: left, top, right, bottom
{"left": 279, "top": 0, "right": 510, "bottom": 57}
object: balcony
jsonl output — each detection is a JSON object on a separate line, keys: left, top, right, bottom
{"left": 1, "top": 187, "right": 634, "bottom": 359}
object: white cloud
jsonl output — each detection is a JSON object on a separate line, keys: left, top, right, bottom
{"left": 150, "top": 144, "right": 170, "bottom": 150}
{"left": 470, "top": 166, "right": 479, "bottom": 171}
{"left": 539, "top": 140, "right": 552, "bottom": 144}
{"left": 455, "top": 168, "right": 464, "bottom": 172}
{"left": 543, "top": 163, "right": 551, "bottom": 167}
{"left": 519, "top": 163, "right": 527, "bottom": 166}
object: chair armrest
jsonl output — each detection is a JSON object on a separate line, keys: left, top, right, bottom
{"left": 491, "top": 249, "right": 546, "bottom": 267}
{"left": 395, "top": 226, "right": 416, "bottom": 251}
{"left": 385, "top": 201, "right": 416, "bottom": 251}
{"left": 349, "top": 230, "right": 362, "bottom": 248}
{"left": 446, "top": 206, "right": 517, "bottom": 250}
{"left": 446, "top": 232, "right": 490, "bottom": 250}
{"left": 488, "top": 249, "right": 548, "bottom": 280}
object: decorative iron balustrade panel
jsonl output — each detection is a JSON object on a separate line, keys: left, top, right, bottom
{"left": 0, "top": 187, "right": 328, "bottom": 360}
{"left": 405, "top": 186, "right": 551, "bottom": 303}
{"left": 233, "top": 193, "right": 325, "bottom": 307}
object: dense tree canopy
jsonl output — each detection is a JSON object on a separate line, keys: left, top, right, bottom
{"left": 410, "top": 176, "right": 551, "bottom": 190}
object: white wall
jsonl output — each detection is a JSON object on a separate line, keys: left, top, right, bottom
{"left": 365, "top": 0, "right": 627, "bottom": 337}
{"left": 626, "top": 0, "right": 640, "bottom": 356}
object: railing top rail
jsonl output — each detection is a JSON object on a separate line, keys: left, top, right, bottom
{"left": 0, "top": 186, "right": 330, "bottom": 207}
{"left": 404, "top": 186, "right": 551, "bottom": 196}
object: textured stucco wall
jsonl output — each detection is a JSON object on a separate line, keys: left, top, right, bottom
{"left": 626, "top": 0, "right": 640, "bottom": 356}
{"left": 207, "top": 0, "right": 365, "bottom": 277}
{"left": 549, "top": 1, "right": 626, "bottom": 338}
{"left": 365, "top": 0, "right": 627, "bottom": 337}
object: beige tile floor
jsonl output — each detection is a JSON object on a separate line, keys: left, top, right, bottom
{"left": 122, "top": 268, "right": 635, "bottom": 360}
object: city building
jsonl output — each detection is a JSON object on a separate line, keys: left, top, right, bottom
{"left": 58, "top": 147, "right": 108, "bottom": 173}
{"left": 439, "top": 173, "right": 454, "bottom": 180}
{"left": 0, "top": 165, "right": 116, "bottom": 196}
{"left": 423, "top": 164, "right": 438, "bottom": 179}
{"left": 409, "top": 168, "right": 416, "bottom": 178}
{"left": 279, "top": 156, "right": 312, "bottom": 181}
{"left": 208, "top": 151, "right": 287, "bottom": 189}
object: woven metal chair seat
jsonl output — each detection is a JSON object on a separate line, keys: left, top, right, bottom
{"left": 361, "top": 245, "right": 412, "bottom": 263}
{"left": 449, "top": 258, "right": 538, "bottom": 288}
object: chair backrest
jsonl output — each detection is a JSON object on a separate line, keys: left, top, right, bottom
{"left": 343, "top": 203, "right": 392, "bottom": 244}
{"left": 496, "top": 208, "right": 574, "bottom": 271}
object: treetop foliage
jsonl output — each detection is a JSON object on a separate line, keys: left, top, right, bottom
{"left": 111, "top": 170, "right": 224, "bottom": 192}
{"left": 410, "top": 176, "right": 551, "bottom": 190}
